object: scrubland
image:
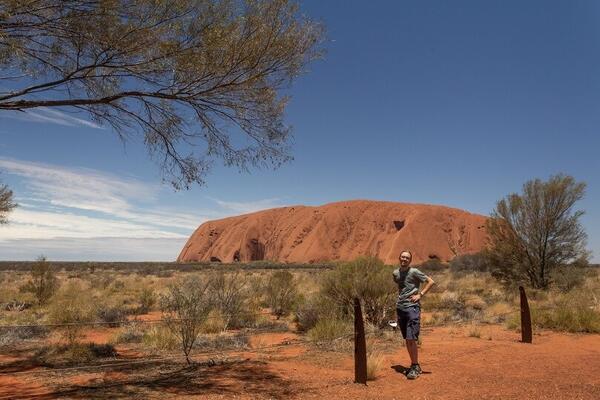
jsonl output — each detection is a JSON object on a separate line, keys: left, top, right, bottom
{"left": 0, "top": 257, "right": 598, "bottom": 399}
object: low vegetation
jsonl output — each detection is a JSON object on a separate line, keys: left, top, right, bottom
{"left": 0, "top": 257, "right": 597, "bottom": 373}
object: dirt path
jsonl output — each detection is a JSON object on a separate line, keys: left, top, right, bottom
{"left": 1, "top": 326, "right": 599, "bottom": 399}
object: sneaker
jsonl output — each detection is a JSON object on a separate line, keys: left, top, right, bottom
{"left": 413, "top": 364, "right": 422, "bottom": 374}
{"left": 406, "top": 364, "right": 421, "bottom": 380}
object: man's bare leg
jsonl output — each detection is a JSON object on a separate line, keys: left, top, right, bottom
{"left": 405, "top": 339, "right": 418, "bottom": 365}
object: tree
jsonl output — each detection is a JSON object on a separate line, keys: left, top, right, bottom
{"left": 264, "top": 270, "right": 297, "bottom": 318}
{"left": 486, "top": 174, "right": 588, "bottom": 289}
{"left": 160, "top": 276, "right": 212, "bottom": 364}
{"left": 21, "top": 255, "right": 60, "bottom": 306}
{"left": 0, "top": 179, "right": 16, "bottom": 224}
{"left": 320, "top": 256, "right": 396, "bottom": 327}
{"left": 0, "top": 0, "right": 324, "bottom": 189}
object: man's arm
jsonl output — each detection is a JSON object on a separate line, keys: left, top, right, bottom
{"left": 409, "top": 275, "right": 435, "bottom": 302}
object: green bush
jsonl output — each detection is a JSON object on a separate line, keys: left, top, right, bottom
{"left": 137, "top": 287, "right": 156, "bottom": 314}
{"left": 97, "top": 305, "right": 126, "bottom": 327}
{"left": 549, "top": 266, "right": 589, "bottom": 291}
{"left": 142, "top": 325, "right": 179, "bottom": 351}
{"left": 206, "top": 271, "right": 253, "bottom": 329}
{"left": 307, "top": 318, "right": 352, "bottom": 343}
{"left": 264, "top": 271, "right": 298, "bottom": 318}
{"left": 112, "top": 322, "right": 145, "bottom": 344}
{"left": 532, "top": 295, "right": 600, "bottom": 333}
{"left": 19, "top": 255, "right": 59, "bottom": 306}
{"left": 449, "top": 252, "right": 491, "bottom": 273}
{"left": 320, "top": 256, "right": 395, "bottom": 327}
{"left": 294, "top": 297, "right": 322, "bottom": 332}
{"left": 160, "top": 276, "right": 212, "bottom": 363}
{"left": 47, "top": 281, "right": 96, "bottom": 344}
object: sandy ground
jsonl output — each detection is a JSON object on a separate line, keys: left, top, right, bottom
{"left": 1, "top": 325, "right": 599, "bottom": 400}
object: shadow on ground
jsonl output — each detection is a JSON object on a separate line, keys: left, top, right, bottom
{"left": 8, "top": 359, "right": 300, "bottom": 400}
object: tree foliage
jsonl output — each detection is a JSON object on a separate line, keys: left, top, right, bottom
{"left": 160, "top": 276, "right": 211, "bottom": 364}
{"left": 21, "top": 255, "right": 60, "bottom": 305}
{"left": 0, "top": 179, "right": 16, "bottom": 224}
{"left": 320, "top": 256, "right": 396, "bottom": 327}
{"left": 0, "top": 0, "right": 324, "bottom": 188}
{"left": 264, "top": 270, "right": 297, "bottom": 318}
{"left": 487, "top": 174, "right": 588, "bottom": 289}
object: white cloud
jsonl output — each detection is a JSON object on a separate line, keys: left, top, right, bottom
{"left": 0, "top": 208, "right": 187, "bottom": 240}
{"left": 2, "top": 107, "right": 103, "bottom": 129}
{"left": 0, "top": 157, "right": 290, "bottom": 260}
{"left": 0, "top": 158, "right": 155, "bottom": 216}
{"left": 0, "top": 158, "right": 207, "bottom": 247}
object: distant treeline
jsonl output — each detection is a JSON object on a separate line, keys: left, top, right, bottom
{"left": 0, "top": 260, "right": 335, "bottom": 273}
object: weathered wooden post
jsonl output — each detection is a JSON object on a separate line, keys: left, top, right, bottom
{"left": 353, "top": 297, "right": 367, "bottom": 385}
{"left": 519, "top": 286, "right": 532, "bottom": 343}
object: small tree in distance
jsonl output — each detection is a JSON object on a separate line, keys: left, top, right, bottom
{"left": 0, "top": 180, "right": 16, "bottom": 224}
{"left": 486, "top": 174, "right": 588, "bottom": 289}
{"left": 21, "top": 255, "right": 59, "bottom": 306}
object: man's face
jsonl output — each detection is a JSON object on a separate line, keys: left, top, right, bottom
{"left": 399, "top": 252, "right": 412, "bottom": 267}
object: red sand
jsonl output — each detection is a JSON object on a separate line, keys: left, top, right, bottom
{"left": 2, "top": 326, "right": 598, "bottom": 399}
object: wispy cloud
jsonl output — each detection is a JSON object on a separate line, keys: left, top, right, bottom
{"left": 2, "top": 107, "right": 103, "bottom": 129}
{"left": 0, "top": 157, "right": 285, "bottom": 260}
{"left": 0, "top": 158, "right": 203, "bottom": 243}
{"left": 0, "top": 158, "right": 155, "bottom": 216}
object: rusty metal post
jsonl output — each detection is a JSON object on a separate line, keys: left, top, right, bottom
{"left": 519, "top": 286, "right": 532, "bottom": 343}
{"left": 353, "top": 297, "right": 367, "bottom": 385}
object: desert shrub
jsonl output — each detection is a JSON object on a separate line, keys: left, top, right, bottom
{"left": 39, "top": 343, "right": 117, "bottom": 365}
{"left": 428, "top": 291, "right": 484, "bottom": 322}
{"left": 484, "top": 302, "right": 515, "bottom": 324}
{"left": 48, "top": 281, "right": 96, "bottom": 344}
{"left": 137, "top": 287, "right": 156, "bottom": 314}
{"left": 142, "top": 325, "right": 179, "bottom": 351}
{"left": 110, "top": 279, "right": 126, "bottom": 292}
{"left": 206, "top": 271, "right": 253, "bottom": 329}
{"left": 449, "top": 252, "right": 491, "bottom": 273}
{"left": 532, "top": 294, "right": 600, "bottom": 333}
{"left": 19, "top": 256, "right": 59, "bottom": 306}
{"left": 194, "top": 332, "right": 250, "bottom": 351}
{"left": 0, "top": 323, "right": 49, "bottom": 345}
{"left": 249, "top": 316, "right": 289, "bottom": 332}
{"left": 200, "top": 309, "right": 228, "bottom": 334}
{"left": 294, "top": 297, "right": 322, "bottom": 332}
{"left": 96, "top": 305, "right": 126, "bottom": 327}
{"left": 264, "top": 271, "right": 298, "bottom": 318}
{"left": 417, "top": 259, "right": 447, "bottom": 274}
{"left": 88, "top": 273, "right": 115, "bottom": 290}
{"left": 366, "top": 351, "right": 385, "bottom": 381}
{"left": 468, "top": 325, "right": 482, "bottom": 338}
{"left": 307, "top": 318, "right": 352, "bottom": 343}
{"left": 112, "top": 322, "right": 145, "bottom": 344}
{"left": 160, "top": 276, "right": 212, "bottom": 363}
{"left": 550, "top": 266, "right": 590, "bottom": 291}
{"left": 320, "top": 256, "right": 395, "bottom": 327}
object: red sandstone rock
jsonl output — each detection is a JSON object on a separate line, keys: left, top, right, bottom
{"left": 177, "top": 200, "right": 488, "bottom": 265}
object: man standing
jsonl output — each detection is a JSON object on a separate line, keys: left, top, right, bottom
{"left": 393, "top": 250, "right": 435, "bottom": 379}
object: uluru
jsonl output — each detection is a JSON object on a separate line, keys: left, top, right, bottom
{"left": 177, "top": 200, "right": 488, "bottom": 265}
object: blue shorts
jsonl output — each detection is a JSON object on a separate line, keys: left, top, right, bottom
{"left": 397, "top": 305, "right": 420, "bottom": 340}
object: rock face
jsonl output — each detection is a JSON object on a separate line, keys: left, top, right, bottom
{"left": 177, "top": 200, "right": 488, "bottom": 265}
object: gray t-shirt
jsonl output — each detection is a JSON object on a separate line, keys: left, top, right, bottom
{"left": 393, "top": 267, "right": 428, "bottom": 309}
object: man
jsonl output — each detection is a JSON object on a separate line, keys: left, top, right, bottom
{"left": 392, "top": 250, "right": 435, "bottom": 380}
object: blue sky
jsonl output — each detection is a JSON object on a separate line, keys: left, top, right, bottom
{"left": 1, "top": 0, "right": 599, "bottom": 261}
